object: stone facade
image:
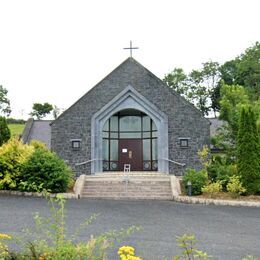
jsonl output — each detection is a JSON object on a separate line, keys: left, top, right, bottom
{"left": 51, "top": 58, "right": 210, "bottom": 176}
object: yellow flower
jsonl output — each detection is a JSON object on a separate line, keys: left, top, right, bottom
{"left": 118, "top": 245, "right": 142, "bottom": 260}
{"left": 0, "top": 233, "right": 12, "bottom": 240}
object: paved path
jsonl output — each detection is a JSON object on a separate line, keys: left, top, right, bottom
{"left": 0, "top": 196, "right": 259, "bottom": 259}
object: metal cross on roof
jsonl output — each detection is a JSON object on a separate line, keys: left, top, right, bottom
{"left": 123, "top": 41, "right": 139, "bottom": 57}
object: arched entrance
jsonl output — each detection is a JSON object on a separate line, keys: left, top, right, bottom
{"left": 102, "top": 109, "right": 158, "bottom": 171}
{"left": 91, "top": 86, "right": 168, "bottom": 174}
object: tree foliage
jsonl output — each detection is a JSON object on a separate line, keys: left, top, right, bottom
{"left": 219, "top": 84, "right": 249, "bottom": 139}
{"left": 164, "top": 61, "right": 220, "bottom": 116}
{"left": 0, "top": 117, "right": 11, "bottom": 146}
{"left": 164, "top": 42, "right": 259, "bottom": 117}
{"left": 237, "top": 107, "right": 260, "bottom": 194}
{"left": 163, "top": 67, "right": 188, "bottom": 95}
{"left": 30, "top": 102, "right": 53, "bottom": 119}
{"left": 0, "top": 85, "right": 11, "bottom": 116}
{"left": 220, "top": 42, "right": 260, "bottom": 100}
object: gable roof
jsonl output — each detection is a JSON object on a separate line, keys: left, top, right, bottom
{"left": 51, "top": 57, "right": 209, "bottom": 126}
{"left": 21, "top": 118, "right": 52, "bottom": 148}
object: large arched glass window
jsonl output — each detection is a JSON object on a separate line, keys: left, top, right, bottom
{"left": 102, "top": 109, "right": 158, "bottom": 171}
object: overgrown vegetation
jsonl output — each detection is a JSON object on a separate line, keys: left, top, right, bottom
{"left": 0, "top": 139, "right": 73, "bottom": 193}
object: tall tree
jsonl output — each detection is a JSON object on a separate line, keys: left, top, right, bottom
{"left": 0, "top": 116, "right": 11, "bottom": 146}
{"left": 163, "top": 61, "right": 220, "bottom": 116}
{"left": 163, "top": 68, "right": 188, "bottom": 95}
{"left": 30, "top": 103, "right": 53, "bottom": 119}
{"left": 237, "top": 107, "right": 260, "bottom": 194}
{"left": 0, "top": 85, "right": 11, "bottom": 116}
{"left": 219, "top": 84, "right": 249, "bottom": 139}
{"left": 220, "top": 42, "right": 260, "bottom": 100}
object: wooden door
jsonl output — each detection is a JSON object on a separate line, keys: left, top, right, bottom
{"left": 119, "top": 139, "right": 142, "bottom": 171}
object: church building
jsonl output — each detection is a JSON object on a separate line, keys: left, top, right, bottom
{"left": 48, "top": 57, "right": 210, "bottom": 176}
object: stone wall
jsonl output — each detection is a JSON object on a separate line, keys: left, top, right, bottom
{"left": 51, "top": 58, "right": 210, "bottom": 176}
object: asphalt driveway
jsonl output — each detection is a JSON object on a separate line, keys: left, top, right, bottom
{"left": 0, "top": 196, "right": 259, "bottom": 259}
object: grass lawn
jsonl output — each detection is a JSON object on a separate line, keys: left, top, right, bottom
{"left": 8, "top": 124, "right": 25, "bottom": 137}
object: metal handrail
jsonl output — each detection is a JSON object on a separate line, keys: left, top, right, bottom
{"left": 75, "top": 158, "right": 101, "bottom": 166}
{"left": 162, "top": 158, "right": 186, "bottom": 167}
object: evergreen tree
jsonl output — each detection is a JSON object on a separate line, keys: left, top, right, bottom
{"left": 237, "top": 107, "right": 260, "bottom": 194}
{"left": 0, "top": 116, "right": 11, "bottom": 146}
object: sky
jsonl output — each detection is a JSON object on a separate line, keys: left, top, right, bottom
{"left": 0, "top": 0, "right": 259, "bottom": 119}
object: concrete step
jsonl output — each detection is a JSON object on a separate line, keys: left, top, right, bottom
{"left": 81, "top": 173, "right": 173, "bottom": 200}
{"left": 83, "top": 186, "right": 171, "bottom": 191}
{"left": 81, "top": 195, "right": 173, "bottom": 200}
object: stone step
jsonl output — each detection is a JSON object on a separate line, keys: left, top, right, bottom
{"left": 81, "top": 195, "right": 173, "bottom": 200}
{"left": 84, "top": 181, "right": 170, "bottom": 184}
{"left": 85, "top": 177, "right": 170, "bottom": 181}
{"left": 83, "top": 187, "right": 171, "bottom": 192}
{"left": 83, "top": 188, "right": 171, "bottom": 192}
{"left": 83, "top": 183, "right": 171, "bottom": 188}
{"left": 81, "top": 173, "right": 173, "bottom": 200}
{"left": 82, "top": 192, "right": 170, "bottom": 197}
{"left": 94, "top": 171, "right": 168, "bottom": 175}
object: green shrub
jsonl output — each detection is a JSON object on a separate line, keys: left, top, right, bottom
{"left": 207, "top": 155, "right": 237, "bottom": 190}
{"left": 0, "top": 139, "right": 34, "bottom": 190}
{"left": 20, "top": 148, "right": 73, "bottom": 193}
{"left": 183, "top": 169, "right": 208, "bottom": 195}
{"left": 0, "top": 116, "right": 11, "bottom": 146}
{"left": 202, "top": 181, "right": 222, "bottom": 198}
{"left": 227, "top": 175, "right": 246, "bottom": 198}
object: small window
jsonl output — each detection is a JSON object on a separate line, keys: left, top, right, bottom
{"left": 71, "top": 140, "right": 81, "bottom": 150}
{"left": 179, "top": 138, "right": 189, "bottom": 148}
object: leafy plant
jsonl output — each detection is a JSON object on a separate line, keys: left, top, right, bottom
{"left": 0, "top": 233, "right": 12, "bottom": 259}
{"left": 202, "top": 181, "right": 222, "bottom": 198}
{"left": 198, "top": 145, "right": 211, "bottom": 170}
{"left": 20, "top": 147, "right": 73, "bottom": 193}
{"left": 183, "top": 169, "right": 208, "bottom": 195}
{"left": 227, "top": 175, "right": 246, "bottom": 198}
{"left": 207, "top": 155, "right": 237, "bottom": 190}
{"left": 174, "top": 234, "right": 210, "bottom": 259}
{"left": 0, "top": 139, "right": 34, "bottom": 190}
